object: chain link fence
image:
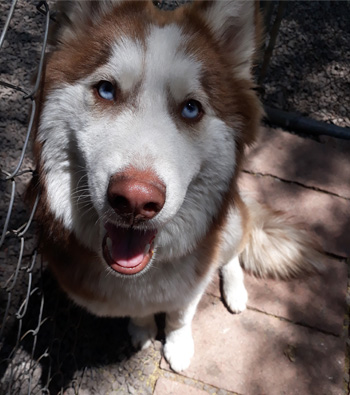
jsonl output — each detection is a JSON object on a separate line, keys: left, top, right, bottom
{"left": 0, "top": 1, "right": 50, "bottom": 393}
{"left": 1, "top": 1, "right": 349, "bottom": 394}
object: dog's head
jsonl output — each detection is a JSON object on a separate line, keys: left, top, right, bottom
{"left": 34, "top": 0, "right": 262, "bottom": 276}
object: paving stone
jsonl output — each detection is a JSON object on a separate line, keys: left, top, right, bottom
{"left": 154, "top": 377, "right": 208, "bottom": 395}
{"left": 162, "top": 294, "right": 345, "bottom": 395}
{"left": 320, "top": 135, "right": 350, "bottom": 154}
{"left": 238, "top": 172, "right": 350, "bottom": 257}
{"left": 243, "top": 127, "right": 350, "bottom": 199}
{"left": 206, "top": 257, "right": 347, "bottom": 335}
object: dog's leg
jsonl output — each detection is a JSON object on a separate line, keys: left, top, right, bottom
{"left": 219, "top": 202, "right": 248, "bottom": 314}
{"left": 221, "top": 255, "right": 248, "bottom": 314}
{"left": 128, "top": 315, "right": 157, "bottom": 350}
{"left": 163, "top": 294, "right": 201, "bottom": 372}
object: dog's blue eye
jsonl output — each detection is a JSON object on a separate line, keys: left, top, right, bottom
{"left": 96, "top": 81, "right": 115, "bottom": 101}
{"left": 181, "top": 100, "right": 202, "bottom": 120}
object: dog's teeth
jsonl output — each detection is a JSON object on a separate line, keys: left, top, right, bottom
{"left": 144, "top": 243, "right": 150, "bottom": 255}
{"left": 106, "top": 237, "right": 113, "bottom": 253}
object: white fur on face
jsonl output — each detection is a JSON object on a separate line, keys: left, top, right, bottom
{"left": 39, "top": 23, "right": 237, "bottom": 259}
{"left": 38, "top": 84, "right": 101, "bottom": 247}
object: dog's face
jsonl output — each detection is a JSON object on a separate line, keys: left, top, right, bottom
{"left": 35, "top": 1, "right": 261, "bottom": 275}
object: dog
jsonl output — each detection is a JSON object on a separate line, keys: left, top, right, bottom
{"left": 28, "top": 0, "right": 323, "bottom": 372}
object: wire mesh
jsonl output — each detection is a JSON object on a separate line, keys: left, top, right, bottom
{"left": 0, "top": 1, "right": 51, "bottom": 393}
{"left": 0, "top": 1, "right": 349, "bottom": 394}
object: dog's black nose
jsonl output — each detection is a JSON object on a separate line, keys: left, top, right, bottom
{"left": 107, "top": 167, "right": 166, "bottom": 223}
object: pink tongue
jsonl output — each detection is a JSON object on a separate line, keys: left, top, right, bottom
{"left": 105, "top": 223, "right": 156, "bottom": 268}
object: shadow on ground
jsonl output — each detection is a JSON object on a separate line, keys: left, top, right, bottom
{"left": 261, "top": 1, "right": 350, "bottom": 127}
{"left": 244, "top": 127, "right": 350, "bottom": 257}
{"left": 0, "top": 269, "right": 157, "bottom": 394}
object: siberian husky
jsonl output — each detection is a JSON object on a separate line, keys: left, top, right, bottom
{"left": 28, "top": 0, "right": 323, "bottom": 372}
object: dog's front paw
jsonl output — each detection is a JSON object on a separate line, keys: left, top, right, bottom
{"left": 128, "top": 317, "right": 157, "bottom": 350}
{"left": 223, "top": 282, "right": 248, "bottom": 314}
{"left": 164, "top": 328, "right": 194, "bottom": 372}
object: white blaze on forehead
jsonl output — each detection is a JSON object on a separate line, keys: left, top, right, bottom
{"left": 86, "top": 25, "right": 203, "bottom": 103}
{"left": 85, "top": 25, "right": 203, "bottom": 99}
{"left": 143, "top": 24, "right": 203, "bottom": 103}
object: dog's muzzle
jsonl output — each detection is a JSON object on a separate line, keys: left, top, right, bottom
{"left": 103, "top": 167, "right": 165, "bottom": 275}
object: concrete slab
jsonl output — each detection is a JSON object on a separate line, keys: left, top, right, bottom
{"left": 154, "top": 377, "right": 208, "bottom": 395}
{"left": 238, "top": 172, "right": 350, "bottom": 257}
{"left": 206, "top": 257, "right": 347, "bottom": 335}
{"left": 162, "top": 294, "right": 345, "bottom": 395}
{"left": 244, "top": 127, "right": 350, "bottom": 199}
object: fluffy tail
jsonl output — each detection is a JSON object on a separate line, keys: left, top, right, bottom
{"left": 239, "top": 199, "right": 325, "bottom": 279}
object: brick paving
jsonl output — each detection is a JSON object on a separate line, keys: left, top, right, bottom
{"left": 152, "top": 127, "right": 349, "bottom": 395}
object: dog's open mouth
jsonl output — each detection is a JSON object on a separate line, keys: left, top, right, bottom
{"left": 102, "top": 223, "right": 157, "bottom": 275}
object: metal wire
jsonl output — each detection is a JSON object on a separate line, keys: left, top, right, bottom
{"left": 0, "top": 174, "right": 15, "bottom": 249}
{"left": 0, "top": 2, "right": 50, "bottom": 394}
{"left": 0, "top": 0, "right": 18, "bottom": 50}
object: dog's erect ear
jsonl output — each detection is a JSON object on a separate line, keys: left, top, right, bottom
{"left": 192, "top": 0, "right": 260, "bottom": 79}
{"left": 51, "top": 1, "right": 123, "bottom": 44}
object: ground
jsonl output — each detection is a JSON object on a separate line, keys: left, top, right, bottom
{"left": 0, "top": 1, "right": 349, "bottom": 394}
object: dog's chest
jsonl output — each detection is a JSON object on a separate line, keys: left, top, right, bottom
{"left": 69, "top": 253, "right": 213, "bottom": 318}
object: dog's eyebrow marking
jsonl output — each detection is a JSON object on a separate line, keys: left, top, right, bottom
{"left": 105, "top": 37, "right": 145, "bottom": 92}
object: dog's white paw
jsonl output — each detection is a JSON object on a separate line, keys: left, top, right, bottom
{"left": 223, "top": 282, "right": 248, "bottom": 314}
{"left": 164, "top": 328, "right": 194, "bottom": 372}
{"left": 128, "top": 318, "right": 157, "bottom": 350}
